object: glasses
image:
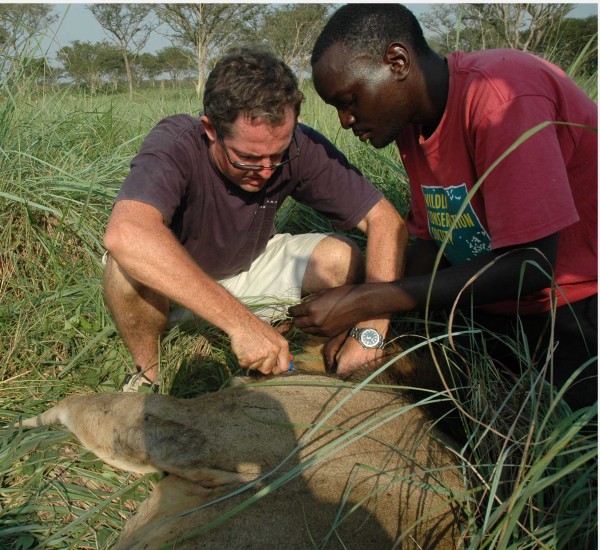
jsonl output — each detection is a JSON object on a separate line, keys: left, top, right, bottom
{"left": 218, "top": 133, "right": 300, "bottom": 172}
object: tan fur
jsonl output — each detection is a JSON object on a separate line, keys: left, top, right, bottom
{"left": 22, "top": 350, "right": 465, "bottom": 549}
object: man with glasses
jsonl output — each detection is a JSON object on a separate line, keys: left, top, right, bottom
{"left": 103, "top": 46, "right": 406, "bottom": 391}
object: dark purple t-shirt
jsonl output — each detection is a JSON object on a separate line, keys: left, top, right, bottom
{"left": 116, "top": 115, "right": 383, "bottom": 279}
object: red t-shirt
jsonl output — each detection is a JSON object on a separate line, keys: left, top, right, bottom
{"left": 116, "top": 117, "right": 383, "bottom": 280}
{"left": 399, "top": 49, "right": 598, "bottom": 314}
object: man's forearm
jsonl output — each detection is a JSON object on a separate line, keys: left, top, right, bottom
{"left": 289, "top": 234, "right": 558, "bottom": 338}
{"left": 377, "top": 240, "right": 557, "bottom": 314}
{"left": 105, "top": 213, "right": 257, "bottom": 338}
{"left": 358, "top": 199, "right": 408, "bottom": 333}
{"left": 361, "top": 198, "right": 408, "bottom": 283}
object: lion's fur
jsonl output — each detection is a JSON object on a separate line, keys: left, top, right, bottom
{"left": 22, "top": 342, "right": 465, "bottom": 549}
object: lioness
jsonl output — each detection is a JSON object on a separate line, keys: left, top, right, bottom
{"left": 22, "top": 350, "right": 465, "bottom": 549}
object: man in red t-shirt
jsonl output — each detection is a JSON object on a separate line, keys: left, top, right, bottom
{"left": 291, "top": 4, "right": 597, "bottom": 409}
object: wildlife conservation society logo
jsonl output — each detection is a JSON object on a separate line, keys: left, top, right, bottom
{"left": 422, "top": 184, "right": 491, "bottom": 265}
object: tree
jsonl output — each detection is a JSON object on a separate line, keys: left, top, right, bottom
{"left": 21, "top": 55, "right": 60, "bottom": 87}
{"left": 0, "top": 4, "right": 57, "bottom": 69}
{"left": 58, "top": 41, "right": 124, "bottom": 93}
{"left": 134, "top": 52, "right": 161, "bottom": 87}
{"left": 88, "top": 4, "right": 155, "bottom": 97}
{"left": 101, "top": 45, "right": 127, "bottom": 91}
{"left": 156, "top": 46, "right": 193, "bottom": 88}
{"left": 57, "top": 40, "right": 98, "bottom": 91}
{"left": 552, "top": 15, "right": 598, "bottom": 76}
{"left": 155, "top": 3, "right": 265, "bottom": 96}
{"left": 260, "top": 4, "right": 333, "bottom": 88}
{"left": 472, "top": 3, "right": 574, "bottom": 52}
{"left": 420, "top": 3, "right": 575, "bottom": 57}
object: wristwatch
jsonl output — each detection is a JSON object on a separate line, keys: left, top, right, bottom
{"left": 349, "top": 327, "right": 387, "bottom": 349}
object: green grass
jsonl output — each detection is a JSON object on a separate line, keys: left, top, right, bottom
{"left": 0, "top": 48, "right": 597, "bottom": 549}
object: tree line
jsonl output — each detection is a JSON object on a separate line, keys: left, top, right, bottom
{"left": 1, "top": 3, "right": 596, "bottom": 96}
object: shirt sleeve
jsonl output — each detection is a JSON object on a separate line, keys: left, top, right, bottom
{"left": 116, "top": 118, "right": 194, "bottom": 225}
{"left": 291, "top": 126, "right": 384, "bottom": 231}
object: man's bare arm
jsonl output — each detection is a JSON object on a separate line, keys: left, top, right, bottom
{"left": 323, "top": 198, "right": 407, "bottom": 371}
{"left": 291, "top": 233, "right": 558, "bottom": 337}
{"left": 104, "top": 200, "right": 290, "bottom": 374}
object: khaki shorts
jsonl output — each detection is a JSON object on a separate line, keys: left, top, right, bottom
{"left": 217, "top": 232, "right": 328, "bottom": 320}
{"left": 105, "top": 233, "right": 328, "bottom": 325}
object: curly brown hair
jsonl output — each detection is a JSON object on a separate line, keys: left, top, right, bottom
{"left": 203, "top": 46, "right": 304, "bottom": 138}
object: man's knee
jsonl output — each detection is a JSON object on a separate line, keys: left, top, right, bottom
{"left": 302, "top": 234, "right": 364, "bottom": 295}
{"left": 337, "top": 235, "right": 365, "bottom": 283}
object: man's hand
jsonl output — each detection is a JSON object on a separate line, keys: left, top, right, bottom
{"left": 289, "top": 284, "right": 372, "bottom": 337}
{"left": 324, "top": 334, "right": 385, "bottom": 374}
{"left": 105, "top": 201, "right": 295, "bottom": 377}
{"left": 229, "top": 317, "right": 291, "bottom": 376}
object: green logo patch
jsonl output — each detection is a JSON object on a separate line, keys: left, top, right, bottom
{"left": 422, "top": 184, "right": 491, "bottom": 264}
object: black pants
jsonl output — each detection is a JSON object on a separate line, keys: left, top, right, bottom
{"left": 472, "top": 295, "right": 597, "bottom": 411}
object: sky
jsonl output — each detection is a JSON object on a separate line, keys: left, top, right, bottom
{"left": 40, "top": 2, "right": 599, "bottom": 61}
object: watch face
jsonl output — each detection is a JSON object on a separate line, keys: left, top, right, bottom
{"left": 360, "top": 328, "right": 382, "bottom": 348}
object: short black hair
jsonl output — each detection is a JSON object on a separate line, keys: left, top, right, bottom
{"left": 204, "top": 46, "right": 303, "bottom": 138}
{"left": 312, "top": 4, "right": 430, "bottom": 67}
